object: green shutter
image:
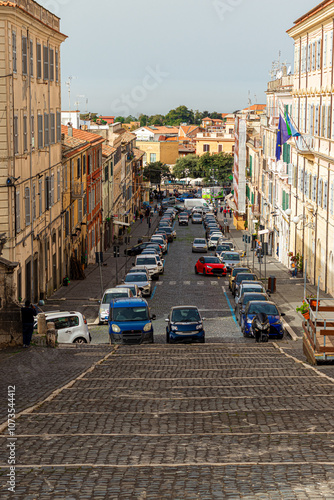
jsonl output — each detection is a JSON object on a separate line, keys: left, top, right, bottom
{"left": 282, "top": 191, "right": 286, "bottom": 210}
{"left": 251, "top": 192, "right": 254, "bottom": 204}
{"left": 249, "top": 156, "right": 253, "bottom": 177}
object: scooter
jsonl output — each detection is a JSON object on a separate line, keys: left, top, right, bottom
{"left": 251, "top": 312, "right": 270, "bottom": 343}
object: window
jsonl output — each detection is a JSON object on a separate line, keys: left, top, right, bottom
{"left": 288, "top": 164, "right": 293, "bottom": 185}
{"left": 23, "top": 115, "right": 28, "bottom": 152}
{"left": 45, "top": 176, "right": 51, "bottom": 210}
{"left": 55, "top": 51, "right": 59, "bottom": 82}
{"left": 77, "top": 158, "right": 81, "bottom": 178}
{"left": 12, "top": 31, "right": 17, "bottom": 73}
{"left": 110, "top": 159, "right": 113, "bottom": 177}
{"left": 25, "top": 186, "right": 31, "bottom": 226}
{"left": 307, "top": 43, "right": 311, "bottom": 72}
{"left": 83, "top": 193, "right": 87, "bottom": 216}
{"left": 150, "top": 153, "right": 156, "bottom": 162}
{"left": 36, "top": 42, "right": 41, "bottom": 79}
{"left": 63, "top": 164, "right": 67, "bottom": 190}
{"left": 51, "top": 174, "right": 55, "bottom": 206}
{"left": 31, "top": 115, "right": 35, "bottom": 149}
{"left": 38, "top": 178, "right": 43, "bottom": 216}
{"left": 312, "top": 41, "right": 316, "bottom": 70}
{"left": 324, "top": 33, "right": 328, "bottom": 68}
{"left": 318, "top": 178, "right": 323, "bottom": 207}
{"left": 330, "top": 31, "right": 333, "bottom": 67}
{"left": 88, "top": 155, "right": 92, "bottom": 175}
{"left": 78, "top": 199, "right": 82, "bottom": 223}
{"left": 32, "top": 184, "right": 36, "bottom": 221}
{"left": 317, "top": 39, "right": 321, "bottom": 70}
{"left": 324, "top": 181, "right": 328, "bottom": 210}
{"left": 44, "top": 113, "right": 49, "bottom": 146}
{"left": 57, "top": 170, "right": 61, "bottom": 201}
{"left": 16, "top": 190, "right": 20, "bottom": 233}
{"left": 312, "top": 175, "right": 317, "bottom": 202}
{"left": 105, "top": 164, "right": 108, "bottom": 182}
{"left": 37, "top": 114, "right": 43, "bottom": 148}
{"left": 83, "top": 155, "right": 86, "bottom": 175}
{"left": 13, "top": 116, "right": 18, "bottom": 154}
{"left": 65, "top": 211, "right": 70, "bottom": 236}
{"left": 30, "top": 40, "right": 33, "bottom": 76}
{"left": 327, "top": 107, "right": 332, "bottom": 139}
{"left": 330, "top": 182, "right": 334, "bottom": 216}
{"left": 49, "top": 48, "right": 54, "bottom": 81}
{"left": 50, "top": 113, "right": 55, "bottom": 144}
{"left": 56, "top": 111, "right": 61, "bottom": 142}
{"left": 203, "top": 144, "right": 210, "bottom": 153}
{"left": 43, "top": 45, "right": 48, "bottom": 79}
{"left": 321, "top": 105, "right": 326, "bottom": 137}
{"left": 98, "top": 149, "right": 102, "bottom": 168}
{"left": 22, "top": 36, "right": 28, "bottom": 75}
{"left": 218, "top": 145, "right": 223, "bottom": 152}
{"left": 315, "top": 105, "right": 320, "bottom": 136}
{"left": 283, "top": 143, "right": 290, "bottom": 164}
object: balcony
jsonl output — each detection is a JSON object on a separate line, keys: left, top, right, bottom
{"left": 295, "top": 134, "right": 314, "bottom": 156}
{"left": 71, "top": 182, "right": 84, "bottom": 199}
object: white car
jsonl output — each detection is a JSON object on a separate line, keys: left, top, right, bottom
{"left": 41, "top": 311, "right": 91, "bottom": 344}
{"left": 208, "top": 234, "right": 224, "bottom": 250}
{"left": 135, "top": 255, "right": 161, "bottom": 279}
{"left": 150, "top": 236, "right": 168, "bottom": 253}
{"left": 99, "top": 287, "right": 134, "bottom": 324}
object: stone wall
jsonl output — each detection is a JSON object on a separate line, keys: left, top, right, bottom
{"left": 0, "top": 258, "right": 22, "bottom": 347}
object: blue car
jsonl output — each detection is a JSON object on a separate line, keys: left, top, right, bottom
{"left": 109, "top": 298, "right": 155, "bottom": 344}
{"left": 241, "top": 301, "right": 285, "bottom": 339}
{"left": 165, "top": 306, "right": 205, "bottom": 344}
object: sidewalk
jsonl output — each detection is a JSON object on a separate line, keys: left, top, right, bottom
{"left": 49, "top": 213, "right": 161, "bottom": 304}
{"left": 219, "top": 215, "right": 333, "bottom": 339}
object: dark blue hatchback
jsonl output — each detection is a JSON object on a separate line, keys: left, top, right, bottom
{"left": 165, "top": 306, "right": 205, "bottom": 344}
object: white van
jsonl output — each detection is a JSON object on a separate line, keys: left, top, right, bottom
{"left": 184, "top": 199, "right": 211, "bottom": 210}
{"left": 134, "top": 255, "right": 161, "bottom": 279}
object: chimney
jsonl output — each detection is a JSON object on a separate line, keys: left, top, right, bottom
{"left": 68, "top": 126, "right": 73, "bottom": 137}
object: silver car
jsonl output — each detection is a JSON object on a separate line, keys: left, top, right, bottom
{"left": 99, "top": 287, "right": 134, "bottom": 324}
{"left": 116, "top": 284, "right": 142, "bottom": 298}
{"left": 192, "top": 238, "right": 208, "bottom": 253}
{"left": 123, "top": 272, "right": 152, "bottom": 297}
{"left": 219, "top": 251, "right": 242, "bottom": 270}
{"left": 234, "top": 282, "right": 267, "bottom": 305}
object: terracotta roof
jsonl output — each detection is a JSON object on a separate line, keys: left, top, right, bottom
{"left": 102, "top": 144, "right": 116, "bottom": 157}
{"left": 145, "top": 126, "right": 179, "bottom": 134}
{"left": 243, "top": 104, "right": 266, "bottom": 111}
{"left": 179, "top": 125, "right": 200, "bottom": 136}
{"left": 290, "top": 1, "right": 333, "bottom": 28}
{"left": 179, "top": 145, "right": 196, "bottom": 153}
{"left": 61, "top": 125, "right": 104, "bottom": 146}
{"left": 133, "top": 147, "right": 145, "bottom": 160}
{"left": 120, "top": 130, "right": 136, "bottom": 144}
{"left": 202, "top": 117, "right": 212, "bottom": 121}
{"left": 100, "top": 116, "right": 115, "bottom": 124}
{"left": 62, "top": 135, "right": 87, "bottom": 149}
{"left": 164, "top": 136, "right": 178, "bottom": 142}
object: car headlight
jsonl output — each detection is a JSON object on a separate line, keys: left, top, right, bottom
{"left": 207, "top": 266, "right": 212, "bottom": 269}
{"left": 143, "top": 322, "right": 152, "bottom": 332}
{"left": 171, "top": 325, "right": 178, "bottom": 331}
{"left": 196, "top": 323, "right": 203, "bottom": 330}
{"left": 112, "top": 324, "right": 121, "bottom": 333}
{"left": 272, "top": 319, "right": 282, "bottom": 325}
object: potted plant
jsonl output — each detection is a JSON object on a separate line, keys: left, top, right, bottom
{"left": 296, "top": 301, "right": 310, "bottom": 320}
{"left": 307, "top": 294, "right": 320, "bottom": 310}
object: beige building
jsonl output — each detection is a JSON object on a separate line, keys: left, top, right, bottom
{"left": 0, "top": 0, "right": 67, "bottom": 302}
{"left": 136, "top": 140, "right": 179, "bottom": 166}
{"left": 287, "top": 0, "right": 334, "bottom": 293}
{"left": 195, "top": 132, "right": 235, "bottom": 156}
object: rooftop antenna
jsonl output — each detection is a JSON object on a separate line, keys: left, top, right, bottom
{"left": 248, "top": 90, "right": 252, "bottom": 109}
{"left": 65, "top": 76, "right": 74, "bottom": 111}
{"left": 76, "top": 95, "right": 85, "bottom": 111}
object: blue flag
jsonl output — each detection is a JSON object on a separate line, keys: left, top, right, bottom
{"left": 276, "top": 114, "right": 291, "bottom": 161}
{"left": 285, "top": 111, "right": 301, "bottom": 137}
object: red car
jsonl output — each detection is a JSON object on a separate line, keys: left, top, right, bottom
{"left": 195, "top": 256, "right": 227, "bottom": 276}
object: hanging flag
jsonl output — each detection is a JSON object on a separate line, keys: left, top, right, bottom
{"left": 275, "top": 114, "right": 291, "bottom": 161}
{"left": 284, "top": 111, "right": 301, "bottom": 137}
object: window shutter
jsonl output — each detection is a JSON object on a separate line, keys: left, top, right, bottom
{"left": 55, "top": 51, "right": 59, "bottom": 82}
{"left": 330, "top": 182, "right": 334, "bottom": 215}
{"left": 36, "top": 43, "right": 41, "bottom": 78}
{"left": 78, "top": 199, "right": 82, "bottom": 223}
{"left": 50, "top": 113, "right": 55, "bottom": 144}
{"left": 312, "top": 41, "right": 316, "bottom": 70}
{"left": 22, "top": 36, "right": 27, "bottom": 75}
{"left": 51, "top": 174, "right": 55, "bottom": 206}
{"left": 39, "top": 178, "right": 43, "bottom": 216}
{"left": 312, "top": 175, "right": 317, "bottom": 201}
{"left": 288, "top": 163, "right": 293, "bottom": 185}
{"left": 57, "top": 170, "right": 61, "bottom": 201}
{"left": 38, "top": 114, "right": 43, "bottom": 148}
{"left": 56, "top": 112, "right": 61, "bottom": 142}
{"left": 324, "top": 33, "right": 328, "bottom": 68}
{"left": 16, "top": 190, "right": 20, "bottom": 233}
{"left": 43, "top": 45, "right": 48, "bottom": 80}
{"left": 324, "top": 181, "right": 328, "bottom": 210}
{"left": 30, "top": 40, "right": 33, "bottom": 77}
{"left": 23, "top": 116, "right": 28, "bottom": 152}
{"left": 317, "top": 39, "right": 321, "bottom": 69}
{"left": 315, "top": 105, "right": 320, "bottom": 135}
{"left": 13, "top": 116, "right": 18, "bottom": 154}
{"left": 328, "top": 106, "right": 332, "bottom": 139}
{"left": 318, "top": 178, "right": 323, "bottom": 206}
{"left": 307, "top": 43, "right": 311, "bottom": 72}
{"left": 330, "top": 31, "right": 333, "bottom": 67}
{"left": 25, "top": 187, "right": 30, "bottom": 226}
{"left": 12, "top": 31, "right": 17, "bottom": 73}
{"left": 49, "top": 48, "right": 54, "bottom": 81}
{"left": 44, "top": 113, "right": 49, "bottom": 146}
{"left": 299, "top": 167, "right": 304, "bottom": 192}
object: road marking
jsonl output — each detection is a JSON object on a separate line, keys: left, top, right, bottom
{"left": 197, "top": 281, "right": 204, "bottom": 285}
{"left": 150, "top": 285, "right": 157, "bottom": 299}
{"left": 156, "top": 281, "right": 163, "bottom": 286}
{"left": 222, "top": 286, "right": 226, "bottom": 293}
{"left": 183, "top": 281, "right": 191, "bottom": 285}
{"left": 169, "top": 281, "right": 176, "bottom": 285}
{"left": 224, "top": 280, "right": 229, "bottom": 286}
{"left": 223, "top": 286, "right": 239, "bottom": 327}
{"left": 211, "top": 281, "right": 218, "bottom": 286}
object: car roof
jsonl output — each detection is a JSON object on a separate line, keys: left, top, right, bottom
{"left": 247, "top": 300, "right": 277, "bottom": 307}
{"left": 44, "top": 311, "right": 81, "bottom": 318}
{"left": 111, "top": 298, "right": 148, "bottom": 308}
{"left": 242, "top": 292, "right": 268, "bottom": 299}
{"left": 171, "top": 305, "right": 199, "bottom": 311}
{"left": 241, "top": 281, "right": 263, "bottom": 287}
{"left": 103, "top": 288, "right": 125, "bottom": 294}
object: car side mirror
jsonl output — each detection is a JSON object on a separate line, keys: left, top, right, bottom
{"left": 132, "top": 262, "right": 135, "bottom": 266}
{"left": 202, "top": 317, "right": 206, "bottom": 321}
{"left": 165, "top": 318, "right": 169, "bottom": 322}
{"left": 281, "top": 312, "right": 286, "bottom": 317}
{"left": 98, "top": 300, "right": 101, "bottom": 304}
{"left": 151, "top": 314, "right": 156, "bottom": 321}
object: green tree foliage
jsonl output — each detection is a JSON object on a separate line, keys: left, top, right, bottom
{"left": 115, "top": 116, "right": 125, "bottom": 123}
{"left": 139, "top": 114, "right": 149, "bottom": 127}
{"left": 165, "top": 106, "right": 195, "bottom": 126}
{"left": 143, "top": 162, "right": 173, "bottom": 185}
{"left": 198, "top": 153, "right": 234, "bottom": 183}
{"left": 147, "top": 114, "right": 165, "bottom": 126}
{"left": 173, "top": 155, "right": 201, "bottom": 179}
{"left": 124, "top": 115, "right": 137, "bottom": 123}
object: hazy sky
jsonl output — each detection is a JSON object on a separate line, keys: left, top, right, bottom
{"left": 40, "top": 0, "right": 317, "bottom": 116}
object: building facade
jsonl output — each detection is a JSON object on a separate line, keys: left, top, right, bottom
{"left": 0, "top": 0, "right": 67, "bottom": 301}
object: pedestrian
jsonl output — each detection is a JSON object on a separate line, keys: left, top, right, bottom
{"left": 223, "top": 208, "right": 227, "bottom": 218}
{"left": 291, "top": 258, "right": 298, "bottom": 278}
{"left": 140, "top": 213, "right": 144, "bottom": 223}
{"left": 220, "top": 206, "right": 223, "bottom": 213}
{"left": 21, "top": 300, "right": 37, "bottom": 347}
{"left": 229, "top": 209, "right": 232, "bottom": 218}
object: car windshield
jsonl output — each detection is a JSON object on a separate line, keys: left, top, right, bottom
{"left": 124, "top": 274, "right": 147, "bottom": 283}
{"left": 204, "top": 257, "right": 220, "bottom": 264}
{"left": 232, "top": 268, "right": 250, "bottom": 277}
{"left": 223, "top": 254, "right": 240, "bottom": 261}
{"left": 102, "top": 292, "right": 129, "bottom": 303}
{"left": 112, "top": 307, "right": 149, "bottom": 322}
{"left": 137, "top": 258, "right": 156, "bottom": 265}
{"left": 194, "top": 239, "right": 206, "bottom": 244}
{"left": 236, "top": 274, "right": 255, "bottom": 283}
{"left": 241, "top": 287, "right": 263, "bottom": 294}
{"left": 171, "top": 308, "right": 201, "bottom": 323}
{"left": 117, "top": 285, "right": 136, "bottom": 294}
{"left": 242, "top": 294, "right": 267, "bottom": 305}
{"left": 248, "top": 303, "right": 279, "bottom": 315}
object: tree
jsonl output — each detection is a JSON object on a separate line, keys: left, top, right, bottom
{"left": 147, "top": 114, "right": 165, "bottom": 126}
{"left": 165, "top": 105, "right": 194, "bottom": 126}
{"left": 139, "top": 114, "right": 149, "bottom": 127}
{"left": 125, "top": 115, "right": 137, "bottom": 123}
{"left": 115, "top": 116, "right": 125, "bottom": 123}
{"left": 209, "top": 112, "right": 222, "bottom": 119}
{"left": 198, "top": 153, "right": 234, "bottom": 184}
{"left": 173, "top": 155, "right": 200, "bottom": 179}
{"left": 143, "top": 161, "right": 173, "bottom": 185}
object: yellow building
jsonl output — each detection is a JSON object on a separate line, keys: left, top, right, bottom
{"left": 136, "top": 140, "right": 179, "bottom": 165}
{"left": 195, "top": 132, "right": 235, "bottom": 156}
{"left": 0, "top": 0, "right": 67, "bottom": 301}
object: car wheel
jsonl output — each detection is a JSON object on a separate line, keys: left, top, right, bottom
{"left": 204, "top": 268, "right": 207, "bottom": 275}
{"left": 73, "top": 337, "right": 87, "bottom": 344}
{"left": 195, "top": 266, "right": 198, "bottom": 274}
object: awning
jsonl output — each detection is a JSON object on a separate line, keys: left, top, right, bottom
{"left": 113, "top": 221, "right": 130, "bottom": 227}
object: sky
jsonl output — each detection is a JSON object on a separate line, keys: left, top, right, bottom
{"left": 39, "top": 0, "right": 318, "bottom": 116}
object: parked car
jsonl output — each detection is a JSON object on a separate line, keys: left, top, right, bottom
{"left": 192, "top": 213, "right": 203, "bottom": 224}
{"left": 235, "top": 292, "right": 269, "bottom": 325}
{"left": 232, "top": 273, "right": 258, "bottom": 297}
{"left": 41, "top": 311, "right": 91, "bottom": 344}
{"left": 195, "top": 256, "right": 227, "bottom": 276}
{"left": 137, "top": 253, "right": 164, "bottom": 274}
{"left": 219, "top": 251, "right": 242, "bottom": 271}
{"left": 98, "top": 287, "right": 134, "bottom": 324}
{"left": 116, "top": 284, "right": 142, "bottom": 298}
{"left": 228, "top": 267, "right": 251, "bottom": 291}
{"left": 207, "top": 234, "right": 224, "bottom": 250}
{"left": 124, "top": 242, "right": 150, "bottom": 256}
{"left": 192, "top": 238, "right": 208, "bottom": 253}
{"left": 165, "top": 305, "right": 205, "bottom": 344}
{"left": 123, "top": 272, "right": 152, "bottom": 297}
{"left": 150, "top": 235, "right": 168, "bottom": 253}
{"left": 241, "top": 301, "right": 285, "bottom": 339}
{"left": 234, "top": 282, "right": 267, "bottom": 305}
{"left": 215, "top": 242, "right": 234, "bottom": 256}
{"left": 109, "top": 298, "right": 156, "bottom": 344}
{"left": 179, "top": 215, "right": 189, "bottom": 226}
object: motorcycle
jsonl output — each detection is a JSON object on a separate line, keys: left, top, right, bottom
{"left": 251, "top": 312, "right": 270, "bottom": 343}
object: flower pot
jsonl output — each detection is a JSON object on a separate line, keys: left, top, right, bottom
{"left": 310, "top": 300, "right": 320, "bottom": 310}
{"left": 302, "top": 311, "right": 310, "bottom": 320}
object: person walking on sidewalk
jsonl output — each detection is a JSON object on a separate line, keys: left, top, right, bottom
{"left": 140, "top": 213, "right": 144, "bottom": 223}
{"left": 291, "top": 258, "right": 298, "bottom": 278}
{"left": 21, "top": 300, "right": 37, "bottom": 347}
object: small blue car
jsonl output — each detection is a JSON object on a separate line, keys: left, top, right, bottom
{"left": 165, "top": 306, "right": 205, "bottom": 344}
{"left": 241, "top": 301, "right": 285, "bottom": 339}
{"left": 109, "top": 298, "right": 155, "bottom": 344}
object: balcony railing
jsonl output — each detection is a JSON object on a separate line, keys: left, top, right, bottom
{"left": 296, "top": 134, "right": 314, "bottom": 153}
